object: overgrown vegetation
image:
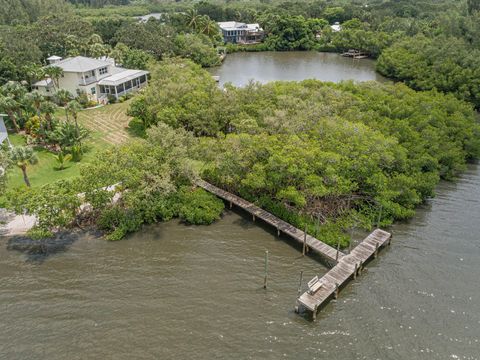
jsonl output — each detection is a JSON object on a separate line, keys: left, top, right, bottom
{"left": 127, "top": 60, "right": 480, "bottom": 244}
{"left": 2, "top": 0, "right": 480, "bottom": 244}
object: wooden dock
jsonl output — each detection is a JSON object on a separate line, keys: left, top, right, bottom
{"left": 197, "top": 180, "right": 392, "bottom": 320}
{"left": 196, "top": 180, "right": 344, "bottom": 263}
{"left": 341, "top": 49, "right": 369, "bottom": 59}
{"left": 296, "top": 228, "right": 392, "bottom": 320}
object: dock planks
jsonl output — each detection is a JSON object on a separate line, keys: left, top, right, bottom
{"left": 197, "top": 180, "right": 392, "bottom": 321}
{"left": 196, "top": 180, "right": 344, "bottom": 263}
{"left": 296, "top": 229, "right": 391, "bottom": 319}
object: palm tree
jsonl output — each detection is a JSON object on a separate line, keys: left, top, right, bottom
{"left": 185, "top": 9, "right": 201, "bottom": 31}
{"left": 54, "top": 151, "right": 72, "bottom": 170}
{"left": 9, "top": 146, "right": 38, "bottom": 187}
{"left": 0, "top": 96, "right": 21, "bottom": 133}
{"left": 22, "top": 64, "right": 44, "bottom": 91}
{"left": 200, "top": 17, "right": 219, "bottom": 38}
{"left": 66, "top": 100, "right": 83, "bottom": 145}
{"left": 25, "top": 91, "right": 44, "bottom": 116}
{"left": 45, "top": 66, "right": 64, "bottom": 91}
{"left": 0, "top": 82, "right": 27, "bottom": 133}
{"left": 39, "top": 101, "right": 57, "bottom": 131}
{"left": 55, "top": 89, "right": 73, "bottom": 121}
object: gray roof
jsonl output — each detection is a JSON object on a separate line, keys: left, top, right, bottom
{"left": 49, "top": 56, "right": 112, "bottom": 73}
{"left": 98, "top": 69, "right": 149, "bottom": 86}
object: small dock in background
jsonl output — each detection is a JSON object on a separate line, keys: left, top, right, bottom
{"left": 341, "top": 49, "right": 369, "bottom": 59}
{"left": 197, "top": 180, "right": 392, "bottom": 320}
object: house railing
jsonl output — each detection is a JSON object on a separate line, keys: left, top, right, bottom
{"left": 79, "top": 76, "right": 98, "bottom": 86}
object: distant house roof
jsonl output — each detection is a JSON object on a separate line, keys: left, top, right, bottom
{"left": 218, "top": 21, "right": 263, "bottom": 32}
{"left": 49, "top": 56, "right": 112, "bottom": 73}
{"left": 331, "top": 22, "right": 342, "bottom": 32}
{"left": 135, "top": 12, "right": 163, "bottom": 22}
{"left": 33, "top": 78, "right": 53, "bottom": 88}
{"left": 98, "top": 69, "right": 149, "bottom": 87}
{"left": 47, "top": 55, "right": 63, "bottom": 61}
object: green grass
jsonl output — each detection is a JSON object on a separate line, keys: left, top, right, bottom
{"left": 2, "top": 102, "right": 136, "bottom": 205}
{"left": 4, "top": 134, "right": 109, "bottom": 190}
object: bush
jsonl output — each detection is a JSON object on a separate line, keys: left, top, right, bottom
{"left": 107, "top": 94, "right": 117, "bottom": 104}
{"left": 177, "top": 188, "right": 224, "bottom": 225}
{"left": 25, "top": 116, "right": 40, "bottom": 135}
{"left": 86, "top": 100, "right": 98, "bottom": 108}
{"left": 76, "top": 92, "right": 89, "bottom": 107}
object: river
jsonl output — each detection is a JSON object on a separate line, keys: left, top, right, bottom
{"left": 1, "top": 53, "right": 479, "bottom": 359}
{"left": 209, "top": 51, "right": 387, "bottom": 87}
{"left": 0, "top": 163, "right": 479, "bottom": 359}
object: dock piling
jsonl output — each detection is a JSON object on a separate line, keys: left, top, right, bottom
{"left": 263, "top": 250, "right": 269, "bottom": 289}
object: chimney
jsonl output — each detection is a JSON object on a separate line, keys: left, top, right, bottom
{"left": 47, "top": 55, "right": 63, "bottom": 65}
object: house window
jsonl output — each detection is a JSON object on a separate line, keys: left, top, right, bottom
{"left": 91, "top": 87, "right": 96, "bottom": 95}
{"left": 99, "top": 67, "right": 108, "bottom": 75}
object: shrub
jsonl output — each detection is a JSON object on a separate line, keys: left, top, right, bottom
{"left": 177, "top": 188, "right": 224, "bottom": 225}
{"left": 76, "top": 92, "right": 89, "bottom": 107}
{"left": 107, "top": 94, "right": 117, "bottom": 104}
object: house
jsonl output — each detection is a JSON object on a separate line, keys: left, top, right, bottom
{"left": 33, "top": 56, "right": 149, "bottom": 102}
{"left": 0, "top": 114, "right": 11, "bottom": 147}
{"left": 135, "top": 13, "right": 163, "bottom": 23}
{"left": 218, "top": 21, "right": 264, "bottom": 44}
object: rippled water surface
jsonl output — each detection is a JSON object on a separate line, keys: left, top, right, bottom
{"left": 209, "top": 51, "right": 387, "bottom": 87}
{"left": 1, "top": 163, "right": 479, "bottom": 359}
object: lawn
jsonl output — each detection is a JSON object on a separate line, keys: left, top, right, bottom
{"left": 56, "top": 101, "right": 134, "bottom": 145}
{"left": 3, "top": 101, "right": 138, "bottom": 198}
{"left": 5, "top": 133, "right": 107, "bottom": 190}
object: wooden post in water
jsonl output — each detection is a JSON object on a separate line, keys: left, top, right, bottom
{"left": 334, "top": 283, "right": 339, "bottom": 299}
{"left": 374, "top": 242, "right": 379, "bottom": 258}
{"left": 297, "top": 271, "right": 303, "bottom": 298}
{"left": 353, "top": 263, "right": 358, "bottom": 279}
{"left": 349, "top": 227, "right": 353, "bottom": 254}
{"left": 229, "top": 201, "right": 232, "bottom": 209}
{"left": 377, "top": 204, "right": 383, "bottom": 228}
{"left": 335, "top": 237, "right": 341, "bottom": 262}
{"left": 302, "top": 224, "right": 307, "bottom": 256}
{"left": 253, "top": 214, "right": 256, "bottom": 222}
{"left": 263, "top": 250, "right": 269, "bottom": 289}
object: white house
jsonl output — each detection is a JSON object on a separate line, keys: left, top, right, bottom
{"left": 218, "top": 21, "right": 264, "bottom": 44}
{"left": 33, "top": 56, "right": 149, "bottom": 102}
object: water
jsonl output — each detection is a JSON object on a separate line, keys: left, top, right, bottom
{"left": 0, "top": 162, "right": 479, "bottom": 359}
{"left": 209, "top": 51, "right": 387, "bottom": 87}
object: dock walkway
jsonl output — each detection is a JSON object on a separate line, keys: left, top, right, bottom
{"left": 197, "top": 180, "right": 392, "bottom": 320}
{"left": 196, "top": 180, "right": 344, "bottom": 263}
{"left": 296, "top": 228, "right": 391, "bottom": 319}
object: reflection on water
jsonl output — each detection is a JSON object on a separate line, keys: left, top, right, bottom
{"left": 0, "top": 162, "right": 479, "bottom": 359}
{"left": 209, "top": 51, "right": 387, "bottom": 87}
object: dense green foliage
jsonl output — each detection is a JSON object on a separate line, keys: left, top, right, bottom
{"left": 131, "top": 60, "right": 480, "bottom": 245}
{"left": 6, "top": 124, "right": 224, "bottom": 240}
{"left": 377, "top": 35, "right": 480, "bottom": 109}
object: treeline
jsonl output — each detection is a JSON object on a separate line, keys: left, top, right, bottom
{"left": 377, "top": 35, "right": 480, "bottom": 109}
{"left": 0, "top": 0, "right": 70, "bottom": 25}
{"left": 0, "top": 8, "right": 223, "bottom": 86}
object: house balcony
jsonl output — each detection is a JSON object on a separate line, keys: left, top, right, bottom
{"left": 79, "top": 76, "right": 98, "bottom": 86}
